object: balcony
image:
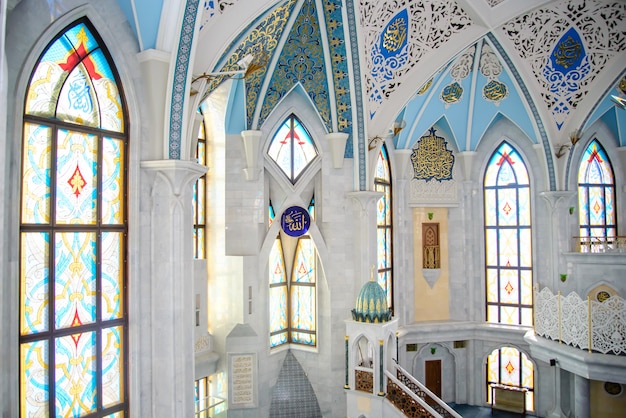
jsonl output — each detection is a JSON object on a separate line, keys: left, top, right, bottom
{"left": 572, "top": 236, "right": 626, "bottom": 253}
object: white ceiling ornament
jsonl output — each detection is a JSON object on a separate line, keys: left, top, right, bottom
{"left": 359, "top": 0, "right": 472, "bottom": 117}
{"left": 501, "top": 0, "right": 626, "bottom": 129}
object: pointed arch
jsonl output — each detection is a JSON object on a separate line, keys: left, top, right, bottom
{"left": 374, "top": 143, "right": 393, "bottom": 311}
{"left": 483, "top": 142, "right": 533, "bottom": 326}
{"left": 20, "top": 18, "right": 128, "bottom": 417}
{"left": 486, "top": 346, "right": 535, "bottom": 412}
{"left": 577, "top": 139, "right": 617, "bottom": 252}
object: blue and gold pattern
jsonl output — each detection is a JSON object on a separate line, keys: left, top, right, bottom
{"left": 369, "top": 8, "right": 410, "bottom": 117}
{"left": 324, "top": 0, "right": 352, "bottom": 143}
{"left": 440, "top": 81, "right": 463, "bottom": 104}
{"left": 381, "top": 9, "right": 408, "bottom": 58}
{"left": 483, "top": 79, "right": 508, "bottom": 102}
{"left": 542, "top": 27, "right": 590, "bottom": 130}
{"left": 204, "top": 0, "right": 297, "bottom": 128}
{"left": 411, "top": 128, "right": 454, "bottom": 181}
{"left": 260, "top": 0, "right": 331, "bottom": 131}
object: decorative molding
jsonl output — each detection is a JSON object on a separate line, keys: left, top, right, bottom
{"left": 168, "top": 0, "right": 201, "bottom": 159}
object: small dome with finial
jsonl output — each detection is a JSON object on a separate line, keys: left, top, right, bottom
{"left": 351, "top": 267, "right": 392, "bottom": 323}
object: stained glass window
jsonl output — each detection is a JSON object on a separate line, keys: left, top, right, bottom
{"left": 374, "top": 144, "right": 393, "bottom": 311}
{"left": 269, "top": 235, "right": 317, "bottom": 348}
{"left": 484, "top": 142, "right": 532, "bottom": 326}
{"left": 577, "top": 140, "right": 616, "bottom": 252}
{"left": 267, "top": 114, "right": 318, "bottom": 184}
{"left": 486, "top": 346, "right": 534, "bottom": 411}
{"left": 20, "top": 19, "right": 127, "bottom": 417}
{"left": 194, "top": 114, "right": 207, "bottom": 259}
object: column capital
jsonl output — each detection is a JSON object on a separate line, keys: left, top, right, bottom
{"left": 141, "top": 159, "right": 207, "bottom": 196}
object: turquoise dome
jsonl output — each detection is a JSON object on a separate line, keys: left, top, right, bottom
{"left": 351, "top": 280, "right": 392, "bottom": 323}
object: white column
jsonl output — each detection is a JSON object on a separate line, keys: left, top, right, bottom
{"left": 574, "top": 374, "right": 590, "bottom": 418}
{"left": 140, "top": 160, "right": 207, "bottom": 418}
{"left": 539, "top": 191, "right": 576, "bottom": 287}
{"left": 347, "top": 191, "right": 383, "bottom": 286}
{"left": 547, "top": 363, "right": 565, "bottom": 418}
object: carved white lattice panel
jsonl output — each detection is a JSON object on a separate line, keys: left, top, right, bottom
{"left": 560, "top": 292, "right": 589, "bottom": 350}
{"left": 591, "top": 297, "right": 626, "bottom": 354}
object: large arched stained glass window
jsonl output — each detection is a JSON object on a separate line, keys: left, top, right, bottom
{"left": 269, "top": 233, "right": 317, "bottom": 348}
{"left": 20, "top": 19, "right": 128, "bottom": 417}
{"left": 267, "top": 114, "right": 318, "bottom": 184}
{"left": 193, "top": 113, "right": 207, "bottom": 259}
{"left": 577, "top": 140, "right": 617, "bottom": 252}
{"left": 484, "top": 142, "right": 532, "bottom": 326}
{"left": 374, "top": 144, "right": 393, "bottom": 312}
{"left": 486, "top": 346, "right": 534, "bottom": 412}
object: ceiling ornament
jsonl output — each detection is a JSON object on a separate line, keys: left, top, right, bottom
{"left": 502, "top": 0, "right": 626, "bottom": 130}
{"left": 259, "top": 0, "right": 331, "bottom": 131}
{"left": 485, "top": 0, "right": 506, "bottom": 6}
{"left": 360, "top": 0, "right": 472, "bottom": 118}
{"left": 479, "top": 42, "right": 508, "bottom": 105}
{"left": 440, "top": 45, "right": 475, "bottom": 106}
{"left": 199, "top": 0, "right": 237, "bottom": 31}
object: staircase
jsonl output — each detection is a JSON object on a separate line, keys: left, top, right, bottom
{"left": 384, "top": 364, "right": 462, "bottom": 418}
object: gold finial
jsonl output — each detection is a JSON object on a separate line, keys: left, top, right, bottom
{"left": 370, "top": 265, "right": 376, "bottom": 281}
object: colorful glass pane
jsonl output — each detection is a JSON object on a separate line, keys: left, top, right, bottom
{"left": 21, "top": 123, "right": 52, "bottom": 224}
{"left": 484, "top": 142, "right": 532, "bottom": 325}
{"left": 578, "top": 140, "right": 616, "bottom": 242}
{"left": 290, "top": 238, "right": 316, "bottom": 346}
{"left": 55, "top": 332, "right": 97, "bottom": 416}
{"left": 269, "top": 203, "right": 276, "bottom": 226}
{"left": 21, "top": 19, "right": 127, "bottom": 417}
{"left": 308, "top": 197, "right": 315, "bottom": 220}
{"left": 54, "top": 232, "right": 97, "bottom": 329}
{"left": 26, "top": 23, "right": 123, "bottom": 132}
{"left": 268, "top": 115, "right": 318, "bottom": 183}
{"left": 374, "top": 144, "right": 393, "bottom": 311}
{"left": 57, "top": 63, "right": 100, "bottom": 127}
{"left": 20, "top": 340, "right": 49, "bottom": 417}
{"left": 269, "top": 237, "right": 288, "bottom": 347}
{"left": 55, "top": 129, "right": 97, "bottom": 224}
{"left": 193, "top": 118, "right": 207, "bottom": 259}
{"left": 102, "top": 326, "right": 124, "bottom": 407}
{"left": 101, "top": 232, "right": 123, "bottom": 320}
{"left": 20, "top": 232, "right": 50, "bottom": 335}
{"left": 102, "top": 137, "right": 124, "bottom": 225}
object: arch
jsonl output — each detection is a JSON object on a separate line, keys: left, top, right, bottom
{"left": 19, "top": 17, "right": 129, "bottom": 417}
{"left": 484, "top": 345, "right": 536, "bottom": 412}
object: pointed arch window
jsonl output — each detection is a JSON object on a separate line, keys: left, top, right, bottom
{"left": 193, "top": 114, "right": 207, "bottom": 259}
{"left": 484, "top": 142, "right": 533, "bottom": 326}
{"left": 577, "top": 140, "right": 617, "bottom": 252}
{"left": 19, "top": 19, "right": 128, "bottom": 417}
{"left": 268, "top": 114, "right": 318, "bottom": 184}
{"left": 486, "top": 346, "right": 534, "bottom": 412}
{"left": 269, "top": 233, "right": 317, "bottom": 348}
{"left": 374, "top": 144, "right": 393, "bottom": 311}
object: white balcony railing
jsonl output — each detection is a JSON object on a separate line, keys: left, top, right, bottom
{"left": 573, "top": 236, "right": 626, "bottom": 253}
{"left": 534, "top": 287, "right": 626, "bottom": 355}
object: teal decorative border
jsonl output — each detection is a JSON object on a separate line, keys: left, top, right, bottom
{"left": 346, "top": 0, "right": 366, "bottom": 190}
{"left": 169, "top": 0, "right": 200, "bottom": 159}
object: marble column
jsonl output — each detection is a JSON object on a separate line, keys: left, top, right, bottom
{"left": 140, "top": 160, "right": 207, "bottom": 418}
{"left": 547, "top": 362, "right": 566, "bottom": 418}
{"left": 574, "top": 374, "right": 590, "bottom": 418}
{"left": 539, "top": 191, "right": 576, "bottom": 288}
{"left": 347, "top": 191, "right": 383, "bottom": 285}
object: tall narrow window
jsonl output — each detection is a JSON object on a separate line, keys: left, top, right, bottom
{"left": 577, "top": 140, "right": 617, "bottom": 252}
{"left": 486, "top": 346, "right": 534, "bottom": 412}
{"left": 269, "top": 235, "right": 317, "bottom": 348}
{"left": 484, "top": 142, "right": 532, "bottom": 326}
{"left": 267, "top": 114, "right": 318, "bottom": 184}
{"left": 20, "top": 20, "right": 127, "bottom": 417}
{"left": 374, "top": 144, "right": 393, "bottom": 311}
{"left": 193, "top": 115, "right": 207, "bottom": 259}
